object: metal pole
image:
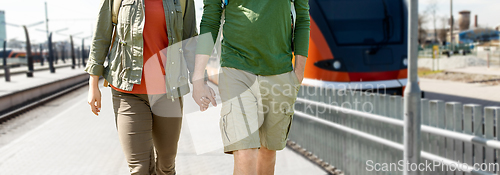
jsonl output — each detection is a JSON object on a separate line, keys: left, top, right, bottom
{"left": 39, "top": 44, "right": 44, "bottom": 66}
{"left": 3, "top": 40, "right": 10, "bottom": 82}
{"left": 2, "top": 40, "right": 5, "bottom": 67}
{"left": 77, "top": 47, "right": 81, "bottom": 68}
{"left": 45, "top": 2, "right": 49, "bottom": 39}
{"left": 432, "top": 6, "right": 437, "bottom": 44}
{"left": 61, "top": 44, "right": 65, "bottom": 63}
{"left": 450, "top": 0, "right": 454, "bottom": 53}
{"left": 23, "top": 25, "right": 34, "bottom": 77}
{"left": 437, "top": 50, "right": 439, "bottom": 70}
{"left": 48, "top": 32, "right": 55, "bottom": 73}
{"left": 81, "top": 39, "right": 86, "bottom": 67}
{"left": 404, "top": 0, "right": 421, "bottom": 174}
{"left": 54, "top": 43, "right": 58, "bottom": 64}
{"left": 33, "top": 46, "right": 37, "bottom": 65}
{"left": 70, "top": 35, "right": 75, "bottom": 69}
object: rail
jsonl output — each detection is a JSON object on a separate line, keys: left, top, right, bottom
{"left": 288, "top": 85, "right": 500, "bottom": 175}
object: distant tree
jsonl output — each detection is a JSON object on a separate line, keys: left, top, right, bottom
{"left": 438, "top": 17, "right": 448, "bottom": 44}
{"left": 418, "top": 13, "right": 428, "bottom": 45}
{"left": 425, "top": 0, "right": 439, "bottom": 43}
{"left": 7, "top": 38, "right": 23, "bottom": 49}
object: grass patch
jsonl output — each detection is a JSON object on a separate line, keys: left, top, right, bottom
{"left": 418, "top": 68, "right": 443, "bottom": 76}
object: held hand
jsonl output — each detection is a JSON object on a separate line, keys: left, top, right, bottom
{"left": 87, "top": 86, "right": 102, "bottom": 116}
{"left": 192, "top": 82, "right": 217, "bottom": 111}
{"left": 294, "top": 55, "right": 307, "bottom": 84}
{"left": 294, "top": 69, "right": 304, "bottom": 84}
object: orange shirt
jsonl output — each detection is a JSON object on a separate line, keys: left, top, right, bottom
{"left": 111, "top": 0, "right": 169, "bottom": 94}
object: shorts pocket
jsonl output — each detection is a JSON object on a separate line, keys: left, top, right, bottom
{"left": 221, "top": 102, "right": 232, "bottom": 142}
{"left": 282, "top": 105, "right": 294, "bottom": 141}
{"left": 283, "top": 102, "right": 295, "bottom": 116}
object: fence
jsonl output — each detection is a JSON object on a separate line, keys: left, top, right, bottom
{"left": 288, "top": 85, "right": 500, "bottom": 175}
{"left": 418, "top": 49, "right": 436, "bottom": 58}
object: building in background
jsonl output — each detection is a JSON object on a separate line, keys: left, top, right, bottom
{"left": 443, "top": 11, "right": 500, "bottom": 44}
{"left": 0, "top": 10, "right": 6, "bottom": 48}
{"left": 458, "top": 10, "right": 471, "bottom": 31}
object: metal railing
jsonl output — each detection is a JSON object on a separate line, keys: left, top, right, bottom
{"left": 1, "top": 37, "right": 86, "bottom": 82}
{"left": 288, "top": 85, "right": 500, "bottom": 175}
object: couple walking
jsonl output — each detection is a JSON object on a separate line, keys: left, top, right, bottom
{"left": 84, "top": 0, "right": 310, "bottom": 174}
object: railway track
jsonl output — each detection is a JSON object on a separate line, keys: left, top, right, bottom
{"left": 0, "top": 80, "right": 88, "bottom": 124}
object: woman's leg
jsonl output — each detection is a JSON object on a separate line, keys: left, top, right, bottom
{"left": 150, "top": 95, "right": 183, "bottom": 175}
{"left": 112, "top": 89, "right": 156, "bottom": 175}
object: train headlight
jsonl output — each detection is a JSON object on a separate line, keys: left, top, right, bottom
{"left": 333, "top": 61, "right": 341, "bottom": 70}
{"left": 403, "top": 58, "right": 408, "bottom": 67}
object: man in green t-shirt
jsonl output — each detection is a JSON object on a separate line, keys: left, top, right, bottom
{"left": 192, "top": 0, "right": 310, "bottom": 174}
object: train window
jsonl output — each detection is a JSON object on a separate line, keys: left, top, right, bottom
{"left": 317, "top": 0, "right": 404, "bottom": 46}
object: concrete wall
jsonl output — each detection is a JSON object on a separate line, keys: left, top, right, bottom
{"left": 418, "top": 56, "right": 488, "bottom": 70}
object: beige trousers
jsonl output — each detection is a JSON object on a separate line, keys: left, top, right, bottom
{"left": 111, "top": 88, "right": 183, "bottom": 175}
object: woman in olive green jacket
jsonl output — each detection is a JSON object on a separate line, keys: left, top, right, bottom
{"left": 85, "top": 0, "right": 198, "bottom": 174}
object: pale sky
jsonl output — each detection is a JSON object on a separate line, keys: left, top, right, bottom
{"left": 1, "top": 0, "right": 498, "bottom": 45}
{"left": 419, "top": 0, "right": 500, "bottom": 29}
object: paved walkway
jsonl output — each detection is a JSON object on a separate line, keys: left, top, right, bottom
{"left": 0, "top": 79, "right": 327, "bottom": 174}
{"left": 420, "top": 78, "right": 500, "bottom": 104}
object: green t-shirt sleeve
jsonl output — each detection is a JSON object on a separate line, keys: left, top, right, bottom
{"left": 293, "top": 0, "right": 311, "bottom": 57}
{"left": 196, "top": 0, "right": 223, "bottom": 55}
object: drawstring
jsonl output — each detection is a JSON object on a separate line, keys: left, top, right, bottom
{"left": 117, "top": 22, "right": 130, "bottom": 80}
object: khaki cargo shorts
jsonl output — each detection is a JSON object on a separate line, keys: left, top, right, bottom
{"left": 218, "top": 67, "right": 301, "bottom": 154}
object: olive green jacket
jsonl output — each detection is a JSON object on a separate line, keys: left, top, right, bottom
{"left": 84, "top": 0, "right": 198, "bottom": 99}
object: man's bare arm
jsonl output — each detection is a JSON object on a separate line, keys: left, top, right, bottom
{"left": 294, "top": 55, "right": 307, "bottom": 83}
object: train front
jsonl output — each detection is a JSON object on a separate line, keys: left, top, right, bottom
{"left": 303, "top": 0, "right": 409, "bottom": 95}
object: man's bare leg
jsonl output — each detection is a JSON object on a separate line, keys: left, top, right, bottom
{"left": 233, "top": 148, "right": 259, "bottom": 175}
{"left": 257, "top": 146, "right": 277, "bottom": 175}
